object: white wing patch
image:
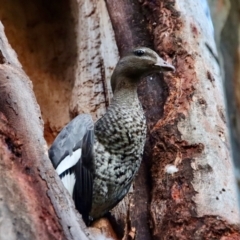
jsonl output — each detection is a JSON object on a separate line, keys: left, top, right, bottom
{"left": 56, "top": 148, "right": 81, "bottom": 197}
{"left": 56, "top": 149, "right": 82, "bottom": 175}
{"left": 61, "top": 171, "right": 76, "bottom": 196}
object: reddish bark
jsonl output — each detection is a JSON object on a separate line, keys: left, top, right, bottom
{"left": 0, "top": 113, "right": 62, "bottom": 239}
{"left": 0, "top": 0, "right": 239, "bottom": 239}
{"left": 106, "top": 0, "right": 240, "bottom": 239}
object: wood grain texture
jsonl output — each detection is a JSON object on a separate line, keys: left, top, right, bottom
{"left": 69, "top": 0, "right": 118, "bottom": 121}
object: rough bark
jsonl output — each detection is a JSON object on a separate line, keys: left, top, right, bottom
{"left": 0, "top": 0, "right": 239, "bottom": 239}
{"left": 0, "top": 22, "right": 91, "bottom": 240}
{"left": 106, "top": 0, "right": 240, "bottom": 239}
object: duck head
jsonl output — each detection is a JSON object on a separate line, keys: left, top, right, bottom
{"left": 111, "top": 47, "right": 175, "bottom": 92}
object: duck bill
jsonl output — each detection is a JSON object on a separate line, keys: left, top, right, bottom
{"left": 155, "top": 57, "right": 175, "bottom": 72}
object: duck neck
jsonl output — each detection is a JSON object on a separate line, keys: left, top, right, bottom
{"left": 111, "top": 77, "right": 140, "bottom": 108}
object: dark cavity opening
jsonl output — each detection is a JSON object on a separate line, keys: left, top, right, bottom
{"left": 0, "top": 0, "right": 77, "bottom": 144}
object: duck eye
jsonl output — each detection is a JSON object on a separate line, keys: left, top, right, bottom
{"left": 134, "top": 49, "right": 145, "bottom": 56}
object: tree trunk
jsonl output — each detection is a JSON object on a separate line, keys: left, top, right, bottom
{"left": 208, "top": 0, "right": 240, "bottom": 207}
{"left": 104, "top": 0, "right": 240, "bottom": 239}
{"left": 0, "top": 9, "right": 91, "bottom": 240}
{"left": 0, "top": 0, "right": 239, "bottom": 239}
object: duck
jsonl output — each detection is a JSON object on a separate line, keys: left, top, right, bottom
{"left": 48, "top": 47, "right": 175, "bottom": 225}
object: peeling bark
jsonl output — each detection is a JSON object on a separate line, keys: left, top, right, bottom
{"left": 0, "top": 0, "right": 239, "bottom": 239}
{"left": 106, "top": 0, "right": 240, "bottom": 239}
{"left": 149, "top": 0, "right": 240, "bottom": 238}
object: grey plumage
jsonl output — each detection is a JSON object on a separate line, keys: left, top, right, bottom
{"left": 49, "top": 47, "right": 174, "bottom": 225}
{"left": 91, "top": 91, "right": 146, "bottom": 219}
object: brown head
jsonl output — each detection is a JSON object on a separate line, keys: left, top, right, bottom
{"left": 111, "top": 47, "right": 175, "bottom": 93}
